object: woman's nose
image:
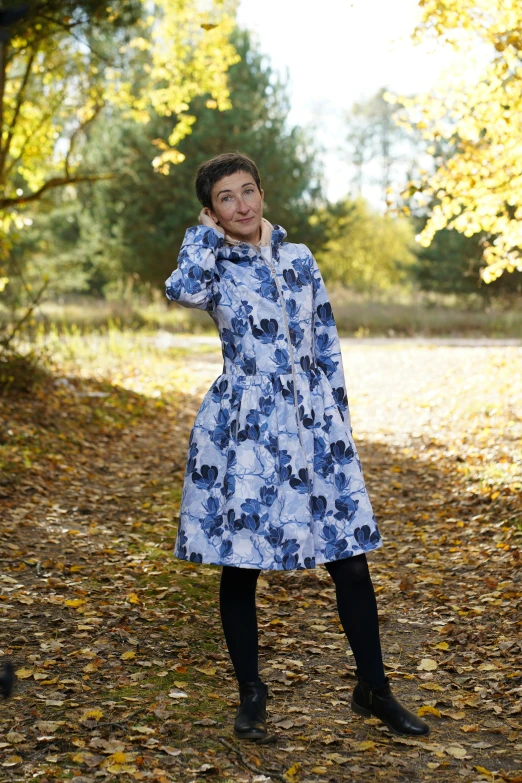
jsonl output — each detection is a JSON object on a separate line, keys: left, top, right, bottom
{"left": 236, "top": 199, "right": 250, "bottom": 213}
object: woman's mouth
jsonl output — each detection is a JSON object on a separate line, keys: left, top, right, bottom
{"left": 237, "top": 217, "right": 254, "bottom": 223}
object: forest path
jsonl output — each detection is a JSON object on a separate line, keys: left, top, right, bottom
{"left": 0, "top": 340, "right": 521, "bottom": 782}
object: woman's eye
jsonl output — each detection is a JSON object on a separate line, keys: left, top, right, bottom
{"left": 244, "top": 189, "right": 254, "bottom": 195}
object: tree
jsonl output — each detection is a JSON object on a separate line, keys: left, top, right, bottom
{"left": 313, "top": 197, "right": 417, "bottom": 294}
{"left": 44, "top": 28, "right": 326, "bottom": 292}
{"left": 345, "top": 88, "right": 416, "bottom": 208}
{"left": 391, "top": 0, "right": 522, "bottom": 283}
{"left": 0, "top": 0, "right": 237, "bottom": 212}
{"left": 0, "top": 0, "right": 238, "bottom": 347}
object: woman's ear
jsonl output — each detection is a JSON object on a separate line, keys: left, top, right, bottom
{"left": 208, "top": 207, "right": 220, "bottom": 226}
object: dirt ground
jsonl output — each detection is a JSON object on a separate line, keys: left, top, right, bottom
{"left": 0, "top": 339, "right": 521, "bottom": 783}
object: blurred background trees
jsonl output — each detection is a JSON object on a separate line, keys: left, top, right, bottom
{"left": 1, "top": 0, "right": 521, "bottom": 354}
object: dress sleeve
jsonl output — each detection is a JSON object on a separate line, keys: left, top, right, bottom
{"left": 307, "top": 247, "right": 352, "bottom": 432}
{"left": 165, "top": 225, "right": 225, "bottom": 311}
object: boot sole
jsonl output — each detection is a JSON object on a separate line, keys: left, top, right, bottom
{"left": 350, "top": 699, "right": 430, "bottom": 738}
{"left": 234, "top": 727, "right": 267, "bottom": 740}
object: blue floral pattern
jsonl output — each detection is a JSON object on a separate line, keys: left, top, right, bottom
{"left": 165, "top": 224, "right": 383, "bottom": 570}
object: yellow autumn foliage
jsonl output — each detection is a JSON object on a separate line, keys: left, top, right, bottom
{"left": 390, "top": 0, "right": 522, "bottom": 282}
{"left": 0, "top": 1, "right": 238, "bottom": 208}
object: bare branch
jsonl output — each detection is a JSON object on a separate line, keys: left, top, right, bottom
{"left": 65, "top": 102, "right": 105, "bottom": 178}
{"left": 0, "top": 172, "right": 115, "bottom": 208}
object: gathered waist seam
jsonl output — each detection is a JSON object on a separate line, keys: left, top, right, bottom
{"left": 219, "top": 364, "right": 320, "bottom": 381}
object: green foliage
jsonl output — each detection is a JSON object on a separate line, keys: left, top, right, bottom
{"left": 23, "top": 28, "right": 326, "bottom": 292}
{"left": 314, "top": 197, "right": 417, "bottom": 294}
{"left": 409, "top": 218, "right": 522, "bottom": 303}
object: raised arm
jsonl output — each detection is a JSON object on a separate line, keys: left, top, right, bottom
{"left": 308, "top": 247, "right": 352, "bottom": 432}
{"left": 165, "top": 225, "right": 224, "bottom": 311}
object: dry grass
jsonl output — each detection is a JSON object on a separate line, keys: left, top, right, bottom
{"left": 1, "top": 288, "right": 522, "bottom": 338}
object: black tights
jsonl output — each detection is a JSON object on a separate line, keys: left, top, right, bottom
{"left": 219, "top": 554, "right": 386, "bottom": 689}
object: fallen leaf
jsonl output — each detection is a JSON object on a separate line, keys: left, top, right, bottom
{"left": 474, "top": 767, "right": 494, "bottom": 777}
{"left": 354, "top": 740, "right": 376, "bottom": 751}
{"left": 2, "top": 756, "right": 22, "bottom": 767}
{"left": 441, "top": 710, "right": 466, "bottom": 720}
{"left": 417, "top": 658, "right": 438, "bottom": 671}
{"left": 160, "top": 746, "right": 181, "bottom": 756}
{"left": 82, "top": 709, "right": 103, "bottom": 721}
{"left": 195, "top": 665, "right": 216, "bottom": 676}
{"left": 283, "top": 761, "right": 301, "bottom": 782}
{"left": 168, "top": 690, "right": 188, "bottom": 699}
{"left": 418, "top": 706, "right": 441, "bottom": 718}
{"left": 15, "top": 667, "right": 33, "bottom": 679}
{"left": 6, "top": 732, "right": 25, "bottom": 744}
{"left": 446, "top": 745, "right": 469, "bottom": 759}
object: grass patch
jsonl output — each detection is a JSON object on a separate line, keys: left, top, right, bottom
{"left": 4, "top": 289, "right": 522, "bottom": 338}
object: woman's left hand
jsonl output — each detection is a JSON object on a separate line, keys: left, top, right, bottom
{"left": 198, "top": 208, "right": 222, "bottom": 232}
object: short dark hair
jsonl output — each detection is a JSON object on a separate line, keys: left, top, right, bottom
{"left": 195, "top": 152, "right": 262, "bottom": 209}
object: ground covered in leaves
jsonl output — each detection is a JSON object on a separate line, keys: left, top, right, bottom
{"left": 0, "top": 335, "right": 521, "bottom": 783}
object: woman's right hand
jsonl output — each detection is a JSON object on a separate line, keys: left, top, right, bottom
{"left": 198, "top": 208, "right": 222, "bottom": 232}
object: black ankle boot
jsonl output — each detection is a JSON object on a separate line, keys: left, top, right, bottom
{"left": 351, "top": 669, "right": 430, "bottom": 737}
{"left": 234, "top": 680, "right": 269, "bottom": 740}
{"left": 0, "top": 662, "right": 13, "bottom": 699}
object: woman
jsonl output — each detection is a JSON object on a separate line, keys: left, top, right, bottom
{"left": 165, "top": 152, "right": 429, "bottom": 741}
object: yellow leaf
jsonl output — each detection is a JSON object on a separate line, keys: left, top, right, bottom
{"left": 417, "top": 705, "right": 441, "bottom": 717}
{"left": 121, "top": 651, "right": 136, "bottom": 661}
{"left": 2, "top": 756, "right": 22, "bottom": 767}
{"left": 195, "top": 665, "right": 216, "bottom": 676}
{"left": 127, "top": 593, "right": 140, "bottom": 604}
{"left": 474, "top": 766, "right": 494, "bottom": 776}
{"left": 433, "top": 641, "right": 449, "bottom": 651}
{"left": 417, "top": 658, "right": 438, "bottom": 671}
{"left": 109, "top": 752, "right": 129, "bottom": 763}
{"left": 82, "top": 662, "right": 99, "bottom": 673}
{"left": 82, "top": 709, "right": 103, "bottom": 721}
{"left": 6, "top": 732, "right": 25, "bottom": 744}
{"left": 65, "top": 599, "right": 86, "bottom": 608}
{"left": 15, "top": 667, "right": 34, "bottom": 679}
{"left": 283, "top": 761, "right": 302, "bottom": 782}
{"left": 311, "top": 767, "right": 328, "bottom": 775}
{"left": 354, "top": 740, "right": 376, "bottom": 751}
{"left": 105, "top": 764, "right": 137, "bottom": 774}
{"left": 201, "top": 22, "right": 218, "bottom": 30}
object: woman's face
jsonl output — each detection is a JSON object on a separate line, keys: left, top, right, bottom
{"left": 209, "top": 170, "right": 264, "bottom": 243}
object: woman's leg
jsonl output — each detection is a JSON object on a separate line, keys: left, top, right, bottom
{"left": 324, "top": 553, "right": 386, "bottom": 688}
{"left": 219, "top": 565, "right": 261, "bottom": 684}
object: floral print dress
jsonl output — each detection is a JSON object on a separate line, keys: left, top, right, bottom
{"left": 165, "top": 223, "right": 383, "bottom": 570}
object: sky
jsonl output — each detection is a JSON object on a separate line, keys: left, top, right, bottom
{"left": 236, "top": 0, "right": 468, "bottom": 203}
